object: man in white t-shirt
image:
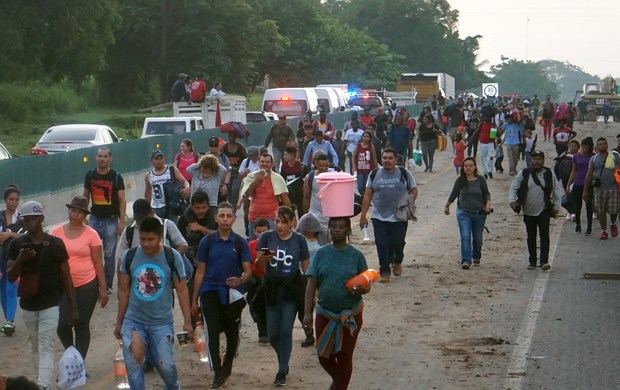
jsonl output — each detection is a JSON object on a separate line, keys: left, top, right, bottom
{"left": 209, "top": 82, "right": 226, "bottom": 97}
{"left": 344, "top": 120, "right": 364, "bottom": 172}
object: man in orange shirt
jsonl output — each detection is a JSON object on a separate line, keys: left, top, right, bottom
{"left": 239, "top": 153, "right": 291, "bottom": 239}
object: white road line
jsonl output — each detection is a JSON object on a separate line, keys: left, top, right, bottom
{"left": 504, "top": 217, "right": 566, "bottom": 390}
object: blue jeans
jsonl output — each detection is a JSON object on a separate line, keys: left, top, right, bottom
{"left": 371, "top": 219, "right": 408, "bottom": 275}
{"left": 88, "top": 215, "right": 118, "bottom": 289}
{"left": 266, "top": 300, "right": 298, "bottom": 374}
{"left": 121, "top": 318, "right": 179, "bottom": 390}
{"left": 0, "top": 249, "right": 17, "bottom": 322}
{"left": 356, "top": 172, "right": 369, "bottom": 196}
{"left": 456, "top": 208, "right": 486, "bottom": 264}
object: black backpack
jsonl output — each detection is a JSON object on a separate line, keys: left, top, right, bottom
{"left": 163, "top": 166, "right": 188, "bottom": 216}
{"left": 123, "top": 246, "right": 182, "bottom": 292}
{"left": 369, "top": 166, "right": 411, "bottom": 187}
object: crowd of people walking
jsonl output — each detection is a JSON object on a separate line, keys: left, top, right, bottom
{"left": 0, "top": 92, "right": 619, "bottom": 390}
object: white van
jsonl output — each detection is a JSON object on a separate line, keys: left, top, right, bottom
{"left": 313, "top": 87, "right": 341, "bottom": 113}
{"left": 262, "top": 88, "right": 319, "bottom": 117}
{"left": 141, "top": 117, "right": 205, "bottom": 138}
{"left": 317, "top": 84, "right": 349, "bottom": 110}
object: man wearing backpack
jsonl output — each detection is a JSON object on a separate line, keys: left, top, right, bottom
{"left": 115, "top": 199, "right": 188, "bottom": 270}
{"left": 115, "top": 216, "right": 192, "bottom": 390}
{"left": 145, "top": 149, "right": 190, "bottom": 223}
{"left": 583, "top": 137, "right": 620, "bottom": 239}
{"left": 192, "top": 202, "right": 252, "bottom": 389}
{"left": 509, "top": 151, "right": 564, "bottom": 270}
{"left": 83, "top": 147, "right": 126, "bottom": 293}
{"left": 359, "top": 148, "right": 418, "bottom": 283}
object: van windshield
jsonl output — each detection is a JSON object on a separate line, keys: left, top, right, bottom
{"left": 263, "top": 100, "right": 308, "bottom": 117}
{"left": 349, "top": 97, "right": 383, "bottom": 110}
{"left": 145, "top": 121, "right": 187, "bottom": 135}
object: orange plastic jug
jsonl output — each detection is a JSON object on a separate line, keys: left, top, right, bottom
{"left": 345, "top": 269, "right": 379, "bottom": 291}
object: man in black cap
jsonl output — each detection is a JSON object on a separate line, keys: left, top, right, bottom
{"left": 208, "top": 136, "right": 230, "bottom": 169}
{"left": 509, "top": 150, "right": 564, "bottom": 270}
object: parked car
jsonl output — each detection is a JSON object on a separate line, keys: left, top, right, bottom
{"left": 0, "top": 142, "right": 11, "bottom": 159}
{"left": 141, "top": 116, "right": 205, "bottom": 138}
{"left": 32, "top": 124, "right": 121, "bottom": 155}
{"left": 246, "top": 111, "right": 279, "bottom": 123}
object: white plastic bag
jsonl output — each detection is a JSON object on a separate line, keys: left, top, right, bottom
{"left": 57, "top": 346, "right": 86, "bottom": 389}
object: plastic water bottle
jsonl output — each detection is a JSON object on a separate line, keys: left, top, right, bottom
{"left": 113, "top": 342, "right": 130, "bottom": 389}
{"left": 194, "top": 322, "right": 209, "bottom": 363}
{"left": 362, "top": 224, "right": 370, "bottom": 241}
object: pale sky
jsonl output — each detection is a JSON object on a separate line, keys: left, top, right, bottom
{"left": 448, "top": 0, "right": 620, "bottom": 77}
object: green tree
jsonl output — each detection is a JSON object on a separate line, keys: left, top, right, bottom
{"left": 490, "top": 58, "right": 560, "bottom": 98}
{"left": 98, "top": 0, "right": 287, "bottom": 105}
{"left": 0, "top": 0, "right": 118, "bottom": 84}
{"left": 324, "top": 0, "right": 487, "bottom": 91}
{"left": 537, "top": 60, "right": 600, "bottom": 102}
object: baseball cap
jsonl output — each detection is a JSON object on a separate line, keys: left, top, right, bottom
{"left": 208, "top": 136, "right": 220, "bottom": 147}
{"left": 132, "top": 199, "right": 152, "bottom": 220}
{"left": 151, "top": 149, "right": 164, "bottom": 159}
{"left": 178, "top": 72, "right": 188, "bottom": 79}
{"left": 19, "top": 201, "right": 44, "bottom": 217}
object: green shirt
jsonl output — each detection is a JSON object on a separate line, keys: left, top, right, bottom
{"left": 306, "top": 244, "right": 367, "bottom": 312}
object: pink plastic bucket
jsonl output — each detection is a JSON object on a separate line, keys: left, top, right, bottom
{"left": 316, "top": 172, "right": 357, "bottom": 217}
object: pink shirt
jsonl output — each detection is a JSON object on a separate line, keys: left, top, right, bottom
{"left": 175, "top": 152, "right": 199, "bottom": 182}
{"left": 51, "top": 225, "right": 102, "bottom": 288}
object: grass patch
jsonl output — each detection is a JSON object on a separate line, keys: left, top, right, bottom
{"left": 246, "top": 92, "right": 263, "bottom": 111}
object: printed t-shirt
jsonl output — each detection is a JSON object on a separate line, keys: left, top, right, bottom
{"left": 305, "top": 244, "right": 367, "bottom": 312}
{"left": 8, "top": 234, "right": 69, "bottom": 311}
{"left": 367, "top": 167, "right": 416, "bottom": 222}
{"left": 190, "top": 80, "right": 206, "bottom": 102}
{"left": 355, "top": 144, "right": 374, "bottom": 173}
{"left": 279, "top": 161, "right": 307, "bottom": 206}
{"left": 120, "top": 246, "right": 186, "bottom": 324}
{"left": 258, "top": 231, "right": 309, "bottom": 279}
{"left": 553, "top": 127, "right": 572, "bottom": 146}
{"left": 51, "top": 225, "right": 101, "bottom": 288}
{"left": 223, "top": 143, "right": 247, "bottom": 171}
{"left": 84, "top": 169, "right": 125, "bottom": 218}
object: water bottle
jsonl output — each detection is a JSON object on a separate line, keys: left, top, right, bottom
{"left": 361, "top": 224, "right": 370, "bottom": 241}
{"left": 113, "top": 342, "right": 130, "bottom": 389}
{"left": 194, "top": 322, "right": 209, "bottom": 363}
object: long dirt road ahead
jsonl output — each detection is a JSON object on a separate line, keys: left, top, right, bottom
{"left": 1, "top": 121, "right": 618, "bottom": 389}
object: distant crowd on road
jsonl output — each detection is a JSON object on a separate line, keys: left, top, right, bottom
{"left": 1, "top": 89, "right": 619, "bottom": 389}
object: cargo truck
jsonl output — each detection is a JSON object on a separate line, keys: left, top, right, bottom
{"left": 396, "top": 73, "right": 455, "bottom": 102}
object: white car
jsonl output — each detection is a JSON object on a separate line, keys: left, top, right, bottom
{"left": 0, "top": 142, "right": 11, "bottom": 159}
{"left": 246, "top": 111, "right": 279, "bottom": 123}
{"left": 32, "top": 124, "right": 121, "bottom": 155}
{"left": 141, "top": 116, "right": 205, "bottom": 138}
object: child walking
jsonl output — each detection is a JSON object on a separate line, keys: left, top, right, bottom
{"left": 453, "top": 133, "right": 466, "bottom": 175}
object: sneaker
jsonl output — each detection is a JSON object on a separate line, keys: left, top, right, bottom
{"left": 300, "top": 335, "right": 314, "bottom": 348}
{"left": 600, "top": 231, "right": 609, "bottom": 240}
{"left": 473, "top": 259, "right": 480, "bottom": 266}
{"left": 488, "top": 172, "right": 493, "bottom": 179}
{"left": 274, "top": 372, "right": 287, "bottom": 387}
{"left": 461, "top": 262, "right": 470, "bottom": 270}
{"left": 527, "top": 264, "right": 536, "bottom": 270}
{"left": 392, "top": 263, "right": 402, "bottom": 276}
{"left": 541, "top": 263, "right": 551, "bottom": 271}
{"left": 211, "top": 375, "right": 227, "bottom": 389}
{"left": 585, "top": 227, "right": 592, "bottom": 235}
{"left": 379, "top": 274, "right": 390, "bottom": 283}
{"left": 611, "top": 224, "right": 618, "bottom": 238}
{"left": 258, "top": 336, "right": 270, "bottom": 345}
{"left": 0, "top": 321, "right": 15, "bottom": 337}
{"left": 575, "top": 225, "right": 581, "bottom": 233}
{"left": 107, "top": 288, "right": 113, "bottom": 295}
